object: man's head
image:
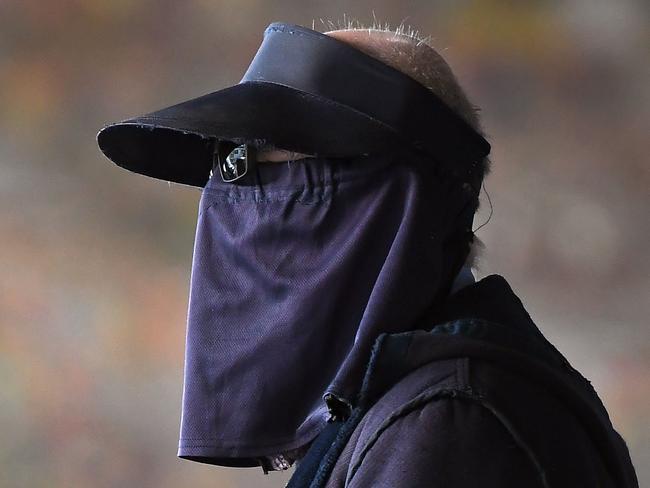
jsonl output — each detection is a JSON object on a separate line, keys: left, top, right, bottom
{"left": 257, "top": 22, "right": 489, "bottom": 268}
{"left": 96, "top": 21, "right": 493, "bottom": 468}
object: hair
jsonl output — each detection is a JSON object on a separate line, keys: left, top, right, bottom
{"left": 320, "top": 16, "right": 490, "bottom": 271}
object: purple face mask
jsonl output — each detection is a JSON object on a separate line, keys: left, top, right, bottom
{"left": 177, "top": 151, "right": 475, "bottom": 467}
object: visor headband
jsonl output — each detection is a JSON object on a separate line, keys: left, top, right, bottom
{"left": 241, "top": 23, "right": 490, "bottom": 169}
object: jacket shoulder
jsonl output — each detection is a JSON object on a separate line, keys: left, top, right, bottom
{"left": 327, "top": 357, "right": 543, "bottom": 488}
{"left": 327, "top": 354, "right": 622, "bottom": 488}
{"left": 324, "top": 275, "right": 637, "bottom": 487}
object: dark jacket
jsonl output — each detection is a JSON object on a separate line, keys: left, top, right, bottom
{"left": 287, "top": 275, "right": 638, "bottom": 488}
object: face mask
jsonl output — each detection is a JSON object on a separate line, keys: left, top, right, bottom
{"left": 177, "top": 150, "right": 475, "bottom": 466}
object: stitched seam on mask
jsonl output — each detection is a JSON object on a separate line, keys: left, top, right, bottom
{"left": 201, "top": 186, "right": 333, "bottom": 197}
{"left": 179, "top": 407, "right": 329, "bottom": 443}
{"left": 197, "top": 197, "right": 326, "bottom": 218}
{"left": 179, "top": 414, "right": 327, "bottom": 446}
{"left": 200, "top": 194, "right": 332, "bottom": 204}
{"left": 196, "top": 194, "right": 332, "bottom": 218}
{"left": 200, "top": 160, "right": 396, "bottom": 195}
{"left": 197, "top": 165, "right": 398, "bottom": 212}
{"left": 197, "top": 169, "right": 399, "bottom": 214}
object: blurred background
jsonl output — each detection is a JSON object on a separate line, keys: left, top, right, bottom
{"left": 0, "top": 1, "right": 648, "bottom": 487}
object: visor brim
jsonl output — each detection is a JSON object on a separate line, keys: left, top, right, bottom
{"left": 97, "top": 81, "right": 395, "bottom": 187}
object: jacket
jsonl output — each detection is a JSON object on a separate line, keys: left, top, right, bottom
{"left": 287, "top": 274, "right": 638, "bottom": 487}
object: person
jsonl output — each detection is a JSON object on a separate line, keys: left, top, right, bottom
{"left": 97, "top": 21, "right": 638, "bottom": 488}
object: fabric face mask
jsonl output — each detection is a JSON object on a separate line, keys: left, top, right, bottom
{"left": 177, "top": 151, "right": 474, "bottom": 467}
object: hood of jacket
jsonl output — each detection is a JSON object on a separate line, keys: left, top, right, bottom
{"left": 355, "top": 274, "right": 637, "bottom": 488}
